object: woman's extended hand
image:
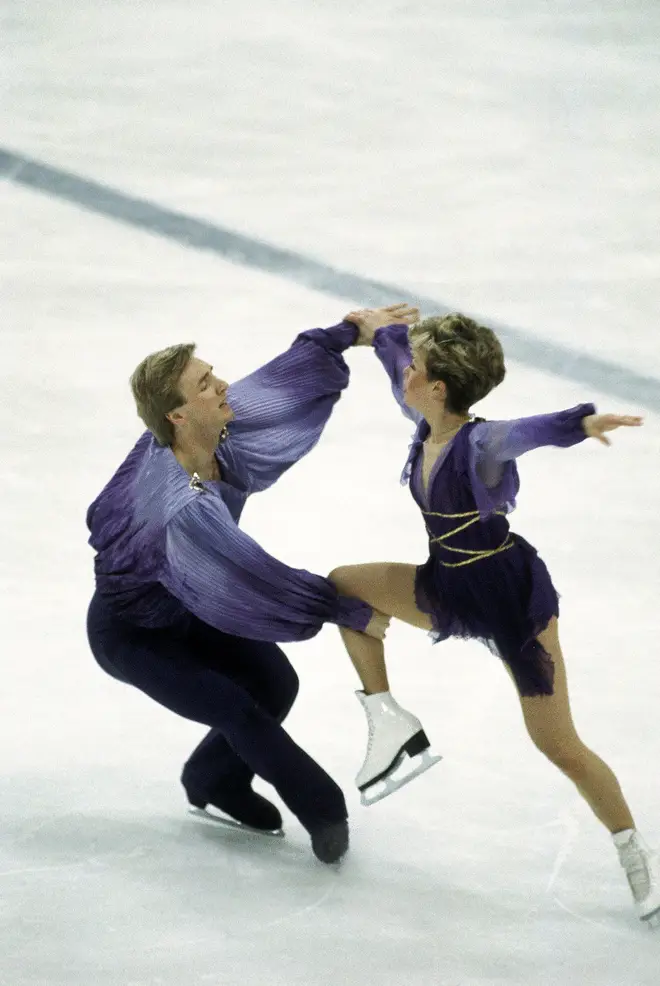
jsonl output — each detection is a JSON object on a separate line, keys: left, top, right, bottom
{"left": 582, "top": 413, "right": 643, "bottom": 446}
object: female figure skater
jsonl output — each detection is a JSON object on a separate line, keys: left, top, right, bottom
{"left": 329, "top": 310, "right": 658, "bottom": 924}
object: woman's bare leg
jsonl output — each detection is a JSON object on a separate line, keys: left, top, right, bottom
{"left": 329, "top": 562, "right": 433, "bottom": 694}
{"left": 513, "top": 617, "right": 634, "bottom": 833}
{"left": 515, "top": 620, "right": 660, "bottom": 921}
{"left": 330, "top": 563, "right": 440, "bottom": 797}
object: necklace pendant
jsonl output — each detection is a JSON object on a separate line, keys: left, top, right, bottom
{"left": 189, "top": 472, "right": 206, "bottom": 493}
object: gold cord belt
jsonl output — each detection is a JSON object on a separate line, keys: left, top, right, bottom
{"left": 423, "top": 509, "right": 513, "bottom": 568}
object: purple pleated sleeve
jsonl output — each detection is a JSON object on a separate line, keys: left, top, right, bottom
{"left": 163, "top": 492, "right": 373, "bottom": 640}
{"left": 370, "top": 326, "right": 595, "bottom": 517}
{"left": 87, "top": 320, "right": 377, "bottom": 638}
{"left": 467, "top": 406, "right": 595, "bottom": 514}
{"left": 224, "top": 321, "right": 359, "bottom": 492}
{"left": 372, "top": 324, "right": 423, "bottom": 424}
{"left": 158, "top": 320, "right": 376, "bottom": 639}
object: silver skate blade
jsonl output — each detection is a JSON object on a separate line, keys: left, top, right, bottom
{"left": 188, "top": 807, "right": 285, "bottom": 838}
{"left": 642, "top": 908, "right": 660, "bottom": 929}
{"left": 360, "top": 750, "right": 443, "bottom": 807}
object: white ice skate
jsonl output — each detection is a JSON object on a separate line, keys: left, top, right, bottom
{"left": 614, "top": 829, "right": 660, "bottom": 927}
{"left": 355, "top": 690, "right": 442, "bottom": 806}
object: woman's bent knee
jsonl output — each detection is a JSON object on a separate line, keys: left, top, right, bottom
{"left": 328, "top": 565, "right": 357, "bottom": 591}
{"left": 535, "top": 740, "right": 588, "bottom": 777}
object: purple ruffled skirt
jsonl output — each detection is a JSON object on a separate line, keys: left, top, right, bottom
{"left": 414, "top": 532, "right": 559, "bottom": 697}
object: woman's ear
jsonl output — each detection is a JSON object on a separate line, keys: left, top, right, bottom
{"left": 431, "top": 379, "right": 447, "bottom": 401}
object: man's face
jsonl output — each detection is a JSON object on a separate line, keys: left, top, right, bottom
{"left": 170, "top": 356, "right": 234, "bottom": 437}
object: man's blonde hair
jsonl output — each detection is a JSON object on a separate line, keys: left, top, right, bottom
{"left": 409, "top": 313, "right": 505, "bottom": 413}
{"left": 130, "top": 343, "right": 196, "bottom": 445}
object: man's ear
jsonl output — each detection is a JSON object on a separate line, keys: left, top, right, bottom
{"left": 166, "top": 409, "right": 184, "bottom": 425}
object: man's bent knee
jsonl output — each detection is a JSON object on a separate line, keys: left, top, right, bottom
{"left": 274, "top": 663, "right": 299, "bottom": 722}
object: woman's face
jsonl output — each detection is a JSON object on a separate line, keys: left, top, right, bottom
{"left": 403, "top": 347, "right": 437, "bottom": 414}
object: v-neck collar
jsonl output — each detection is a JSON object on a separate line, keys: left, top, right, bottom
{"left": 169, "top": 446, "right": 245, "bottom": 494}
{"left": 418, "top": 441, "right": 451, "bottom": 506}
{"left": 416, "top": 422, "right": 468, "bottom": 507}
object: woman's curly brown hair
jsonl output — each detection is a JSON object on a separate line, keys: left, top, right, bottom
{"left": 409, "top": 313, "right": 505, "bottom": 413}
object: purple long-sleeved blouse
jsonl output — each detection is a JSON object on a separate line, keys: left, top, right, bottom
{"left": 87, "top": 322, "right": 373, "bottom": 640}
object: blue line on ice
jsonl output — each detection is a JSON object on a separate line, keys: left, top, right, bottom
{"left": 2, "top": 146, "right": 658, "bottom": 411}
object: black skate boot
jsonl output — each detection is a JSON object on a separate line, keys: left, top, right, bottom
{"left": 185, "top": 781, "right": 283, "bottom": 832}
{"left": 308, "top": 819, "right": 350, "bottom": 864}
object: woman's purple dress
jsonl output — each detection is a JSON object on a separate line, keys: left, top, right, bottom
{"left": 373, "top": 324, "right": 595, "bottom": 697}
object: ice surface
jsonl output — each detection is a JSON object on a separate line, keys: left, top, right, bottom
{"left": 2, "top": 2, "right": 660, "bottom": 984}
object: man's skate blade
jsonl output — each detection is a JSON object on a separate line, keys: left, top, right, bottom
{"left": 360, "top": 751, "right": 442, "bottom": 806}
{"left": 642, "top": 907, "right": 660, "bottom": 929}
{"left": 189, "top": 807, "right": 284, "bottom": 838}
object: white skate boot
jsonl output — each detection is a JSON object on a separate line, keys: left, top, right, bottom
{"left": 355, "top": 690, "right": 442, "bottom": 806}
{"left": 613, "top": 829, "right": 660, "bottom": 927}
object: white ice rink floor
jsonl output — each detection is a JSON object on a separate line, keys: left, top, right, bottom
{"left": 2, "top": 2, "right": 660, "bottom": 984}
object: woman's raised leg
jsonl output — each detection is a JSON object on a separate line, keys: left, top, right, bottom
{"left": 329, "top": 562, "right": 439, "bottom": 803}
{"left": 329, "top": 562, "right": 432, "bottom": 694}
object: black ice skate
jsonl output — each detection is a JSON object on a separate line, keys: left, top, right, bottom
{"left": 186, "top": 783, "right": 284, "bottom": 838}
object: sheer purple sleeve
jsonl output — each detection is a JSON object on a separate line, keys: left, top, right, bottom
{"left": 372, "top": 324, "right": 424, "bottom": 424}
{"left": 224, "top": 322, "right": 358, "bottom": 492}
{"left": 163, "top": 495, "right": 373, "bottom": 641}
{"left": 467, "top": 404, "right": 596, "bottom": 515}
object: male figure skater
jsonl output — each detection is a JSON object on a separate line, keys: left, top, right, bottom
{"left": 86, "top": 304, "right": 416, "bottom": 863}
